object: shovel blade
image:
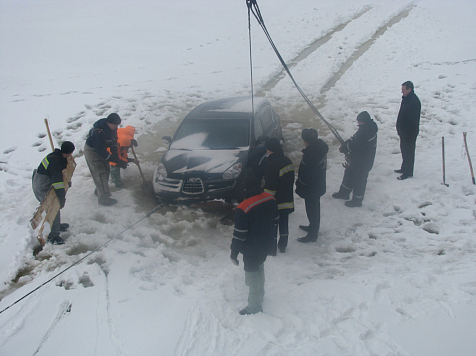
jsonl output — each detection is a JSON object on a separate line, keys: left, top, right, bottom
{"left": 141, "top": 181, "right": 155, "bottom": 197}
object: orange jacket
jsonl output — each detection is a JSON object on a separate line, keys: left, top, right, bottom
{"left": 108, "top": 126, "right": 136, "bottom": 166}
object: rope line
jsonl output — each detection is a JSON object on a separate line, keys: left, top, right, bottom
{"left": 0, "top": 204, "right": 164, "bottom": 315}
{"left": 246, "top": 0, "right": 345, "bottom": 145}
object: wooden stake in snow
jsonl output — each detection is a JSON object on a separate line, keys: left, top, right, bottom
{"left": 463, "top": 132, "right": 475, "bottom": 185}
{"left": 441, "top": 137, "right": 449, "bottom": 187}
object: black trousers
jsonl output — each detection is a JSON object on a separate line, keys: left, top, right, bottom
{"left": 277, "top": 211, "right": 289, "bottom": 249}
{"left": 400, "top": 135, "right": 417, "bottom": 176}
{"left": 243, "top": 254, "right": 267, "bottom": 272}
{"left": 341, "top": 165, "right": 370, "bottom": 200}
{"left": 305, "top": 195, "right": 321, "bottom": 238}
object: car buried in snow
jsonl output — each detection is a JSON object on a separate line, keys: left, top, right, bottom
{"left": 153, "top": 96, "right": 283, "bottom": 202}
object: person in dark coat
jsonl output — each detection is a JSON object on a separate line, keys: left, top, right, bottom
{"left": 231, "top": 175, "right": 279, "bottom": 315}
{"left": 32, "top": 141, "right": 75, "bottom": 245}
{"left": 245, "top": 135, "right": 269, "bottom": 183}
{"left": 332, "top": 111, "right": 378, "bottom": 207}
{"left": 84, "top": 113, "right": 127, "bottom": 206}
{"left": 395, "top": 80, "right": 421, "bottom": 180}
{"left": 263, "top": 138, "right": 294, "bottom": 253}
{"left": 295, "top": 128, "right": 328, "bottom": 242}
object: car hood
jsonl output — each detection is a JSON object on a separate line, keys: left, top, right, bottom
{"left": 162, "top": 149, "right": 246, "bottom": 175}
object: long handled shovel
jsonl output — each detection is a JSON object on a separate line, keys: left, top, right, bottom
{"left": 441, "top": 137, "right": 449, "bottom": 187}
{"left": 130, "top": 146, "right": 155, "bottom": 196}
{"left": 463, "top": 132, "right": 475, "bottom": 185}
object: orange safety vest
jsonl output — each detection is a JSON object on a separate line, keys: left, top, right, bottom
{"left": 108, "top": 126, "right": 136, "bottom": 167}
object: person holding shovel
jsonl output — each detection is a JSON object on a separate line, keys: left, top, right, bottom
{"left": 108, "top": 126, "right": 139, "bottom": 188}
{"left": 84, "top": 113, "right": 127, "bottom": 206}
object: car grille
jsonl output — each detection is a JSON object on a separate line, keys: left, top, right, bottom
{"left": 182, "top": 177, "right": 204, "bottom": 194}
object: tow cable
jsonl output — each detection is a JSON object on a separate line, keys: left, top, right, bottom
{"left": 0, "top": 204, "right": 164, "bottom": 315}
{"left": 246, "top": 0, "right": 346, "bottom": 148}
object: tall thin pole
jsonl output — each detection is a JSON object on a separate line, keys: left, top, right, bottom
{"left": 441, "top": 137, "right": 448, "bottom": 187}
{"left": 463, "top": 132, "right": 475, "bottom": 185}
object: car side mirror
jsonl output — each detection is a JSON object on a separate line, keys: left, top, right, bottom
{"left": 162, "top": 136, "right": 171, "bottom": 145}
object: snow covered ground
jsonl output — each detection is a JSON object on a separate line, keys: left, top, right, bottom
{"left": 1, "top": 0, "right": 476, "bottom": 355}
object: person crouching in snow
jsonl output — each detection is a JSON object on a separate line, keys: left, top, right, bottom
{"left": 332, "top": 111, "right": 378, "bottom": 207}
{"left": 231, "top": 174, "right": 279, "bottom": 315}
{"left": 32, "top": 141, "right": 75, "bottom": 245}
{"left": 108, "top": 126, "right": 139, "bottom": 188}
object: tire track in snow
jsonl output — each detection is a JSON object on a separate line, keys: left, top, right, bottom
{"left": 174, "top": 300, "right": 236, "bottom": 356}
{"left": 320, "top": 5, "right": 416, "bottom": 95}
{"left": 32, "top": 301, "right": 72, "bottom": 355}
{"left": 256, "top": 6, "right": 372, "bottom": 96}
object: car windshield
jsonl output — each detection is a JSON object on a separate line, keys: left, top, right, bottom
{"left": 170, "top": 119, "right": 250, "bottom": 150}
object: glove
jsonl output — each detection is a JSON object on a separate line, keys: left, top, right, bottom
{"left": 110, "top": 145, "right": 119, "bottom": 158}
{"left": 117, "top": 160, "right": 128, "bottom": 169}
{"left": 131, "top": 139, "right": 138, "bottom": 147}
{"left": 68, "top": 181, "right": 72, "bottom": 188}
{"left": 230, "top": 251, "right": 239, "bottom": 266}
{"left": 60, "top": 198, "right": 65, "bottom": 209}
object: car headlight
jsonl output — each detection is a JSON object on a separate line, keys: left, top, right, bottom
{"left": 155, "top": 162, "right": 167, "bottom": 181}
{"left": 223, "top": 162, "right": 242, "bottom": 180}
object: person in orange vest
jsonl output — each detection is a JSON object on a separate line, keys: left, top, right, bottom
{"left": 108, "top": 126, "right": 139, "bottom": 188}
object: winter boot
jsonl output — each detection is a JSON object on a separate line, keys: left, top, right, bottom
{"left": 239, "top": 306, "right": 263, "bottom": 315}
{"left": 297, "top": 234, "right": 317, "bottom": 243}
{"left": 344, "top": 198, "right": 363, "bottom": 208}
{"left": 47, "top": 234, "right": 65, "bottom": 245}
{"left": 100, "top": 198, "right": 118, "bottom": 206}
{"left": 332, "top": 186, "right": 351, "bottom": 200}
{"left": 397, "top": 174, "right": 413, "bottom": 180}
{"left": 278, "top": 235, "right": 288, "bottom": 253}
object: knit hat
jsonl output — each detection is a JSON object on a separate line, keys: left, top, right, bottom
{"left": 356, "top": 111, "right": 371, "bottom": 123}
{"left": 265, "top": 138, "right": 282, "bottom": 153}
{"left": 106, "top": 113, "right": 121, "bottom": 125}
{"left": 61, "top": 141, "right": 75, "bottom": 154}
{"left": 302, "top": 128, "right": 318, "bottom": 143}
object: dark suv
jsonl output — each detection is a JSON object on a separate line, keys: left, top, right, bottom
{"left": 153, "top": 96, "right": 282, "bottom": 201}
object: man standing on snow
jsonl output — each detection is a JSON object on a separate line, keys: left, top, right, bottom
{"left": 231, "top": 175, "right": 279, "bottom": 315}
{"left": 295, "top": 128, "right": 328, "bottom": 242}
{"left": 263, "top": 138, "right": 294, "bottom": 254}
{"left": 84, "top": 113, "right": 127, "bottom": 206}
{"left": 32, "top": 141, "right": 75, "bottom": 245}
{"left": 395, "top": 80, "right": 421, "bottom": 180}
{"left": 332, "top": 111, "right": 378, "bottom": 207}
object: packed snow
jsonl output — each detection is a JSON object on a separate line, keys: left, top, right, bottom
{"left": 1, "top": 0, "right": 476, "bottom": 355}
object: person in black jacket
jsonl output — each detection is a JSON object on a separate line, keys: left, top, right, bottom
{"left": 245, "top": 137, "right": 269, "bottom": 183}
{"left": 333, "top": 111, "right": 378, "bottom": 207}
{"left": 32, "top": 141, "right": 75, "bottom": 245}
{"left": 395, "top": 81, "right": 421, "bottom": 180}
{"left": 231, "top": 175, "right": 279, "bottom": 315}
{"left": 295, "top": 128, "right": 328, "bottom": 242}
{"left": 84, "top": 113, "right": 127, "bottom": 206}
{"left": 263, "top": 138, "right": 294, "bottom": 253}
